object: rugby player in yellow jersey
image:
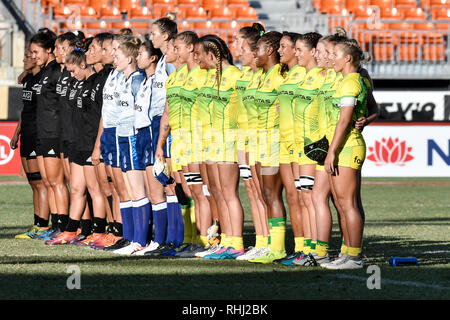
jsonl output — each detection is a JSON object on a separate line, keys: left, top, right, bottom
{"left": 322, "top": 39, "right": 372, "bottom": 270}
{"left": 234, "top": 24, "right": 271, "bottom": 261}
{"left": 275, "top": 31, "right": 308, "bottom": 265}
{"left": 175, "top": 31, "right": 213, "bottom": 255}
{"left": 194, "top": 34, "right": 246, "bottom": 259}
{"left": 249, "top": 31, "right": 288, "bottom": 264}
{"left": 290, "top": 32, "right": 324, "bottom": 266}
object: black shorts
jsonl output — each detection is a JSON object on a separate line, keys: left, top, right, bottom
{"left": 36, "top": 138, "right": 61, "bottom": 158}
{"left": 60, "top": 139, "right": 72, "bottom": 158}
{"left": 71, "top": 150, "right": 94, "bottom": 166}
{"left": 20, "top": 135, "right": 38, "bottom": 160}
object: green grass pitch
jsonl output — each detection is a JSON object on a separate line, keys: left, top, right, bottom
{"left": 0, "top": 176, "right": 449, "bottom": 300}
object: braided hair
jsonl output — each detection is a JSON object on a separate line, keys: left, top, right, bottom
{"left": 336, "top": 38, "right": 371, "bottom": 68}
{"left": 197, "top": 34, "right": 233, "bottom": 96}
{"left": 258, "top": 31, "right": 287, "bottom": 75}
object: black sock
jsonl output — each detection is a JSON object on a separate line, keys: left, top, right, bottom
{"left": 58, "top": 214, "right": 69, "bottom": 232}
{"left": 114, "top": 222, "right": 123, "bottom": 237}
{"left": 108, "top": 222, "right": 115, "bottom": 233}
{"left": 93, "top": 217, "right": 107, "bottom": 234}
{"left": 50, "top": 213, "right": 59, "bottom": 230}
{"left": 34, "top": 214, "right": 39, "bottom": 226}
{"left": 80, "top": 219, "right": 92, "bottom": 236}
{"left": 36, "top": 217, "right": 49, "bottom": 228}
{"left": 175, "top": 183, "right": 189, "bottom": 206}
{"left": 66, "top": 218, "right": 80, "bottom": 232}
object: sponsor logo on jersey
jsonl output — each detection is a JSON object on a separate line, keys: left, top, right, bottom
{"left": 22, "top": 90, "right": 32, "bottom": 101}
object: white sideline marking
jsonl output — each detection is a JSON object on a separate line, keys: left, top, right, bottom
{"left": 332, "top": 274, "right": 450, "bottom": 290}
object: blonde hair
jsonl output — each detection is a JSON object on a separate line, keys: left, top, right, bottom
{"left": 118, "top": 37, "right": 142, "bottom": 62}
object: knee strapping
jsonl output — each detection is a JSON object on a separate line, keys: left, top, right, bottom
{"left": 299, "top": 175, "right": 315, "bottom": 191}
{"left": 29, "top": 172, "right": 42, "bottom": 181}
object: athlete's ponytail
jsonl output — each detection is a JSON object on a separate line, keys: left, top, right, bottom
{"left": 239, "top": 23, "right": 265, "bottom": 52}
{"left": 119, "top": 36, "right": 143, "bottom": 62}
{"left": 336, "top": 38, "right": 371, "bottom": 68}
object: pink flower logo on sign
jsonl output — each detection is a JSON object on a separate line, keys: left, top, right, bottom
{"left": 367, "top": 137, "right": 414, "bottom": 166}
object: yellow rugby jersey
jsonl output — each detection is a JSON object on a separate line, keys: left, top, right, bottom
{"left": 235, "top": 65, "right": 254, "bottom": 131}
{"left": 211, "top": 65, "right": 242, "bottom": 132}
{"left": 327, "top": 72, "right": 370, "bottom": 146}
{"left": 166, "top": 64, "right": 188, "bottom": 132}
{"left": 196, "top": 69, "right": 216, "bottom": 133}
{"left": 277, "top": 65, "right": 306, "bottom": 143}
{"left": 254, "top": 63, "right": 286, "bottom": 131}
{"left": 317, "top": 68, "right": 338, "bottom": 138}
{"left": 293, "top": 66, "right": 324, "bottom": 146}
{"left": 242, "top": 68, "right": 264, "bottom": 131}
{"left": 180, "top": 65, "right": 207, "bottom": 134}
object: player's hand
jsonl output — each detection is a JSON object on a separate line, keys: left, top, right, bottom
{"left": 354, "top": 117, "right": 367, "bottom": 131}
{"left": 10, "top": 134, "right": 19, "bottom": 150}
{"left": 324, "top": 152, "right": 336, "bottom": 175}
{"left": 17, "top": 71, "right": 28, "bottom": 85}
{"left": 154, "top": 146, "right": 164, "bottom": 162}
{"left": 91, "top": 147, "right": 101, "bottom": 166}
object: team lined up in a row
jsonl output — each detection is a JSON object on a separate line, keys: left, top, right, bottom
{"left": 13, "top": 19, "right": 376, "bottom": 270}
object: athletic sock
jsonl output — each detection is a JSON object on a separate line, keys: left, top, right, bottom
{"left": 132, "top": 198, "right": 152, "bottom": 247}
{"left": 114, "top": 222, "right": 123, "bottom": 237}
{"left": 303, "top": 238, "right": 312, "bottom": 255}
{"left": 36, "top": 217, "right": 49, "bottom": 228}
{"left": 66, "top": 218, "right": 81, "bottom": 233}
{"left": 316, "top": 240, "right": 329, "bottom": 257}
{"left": 34, "top": 214, "right": 39, "bottom": 226}
{"left": 255, "top": 235, "right": 264, "bottom": 249}
{"left": 120, "top": 201, "right": 134, "bottom": 242}
{"left": 152, "top": 201, "right": 168, "bottom": 245}
{"left": 181, "top": 204, "right": 192, "bottom": 243}
{"left": 231, "top": 237, "right": 244, "bottom": 251}
{"left": 50, "top": 213, "right": 59, "bottom": 230}
{"left": 221, "top": 233, "right": 229, "bottom": 247}
{"left": 310, "top": 240, "right": 317, "bottom": 253}
{"left": 341, "top": 241, "right": 348, "bottom": 255}
{"left": 294, "top": 236, "right": 305, "bottom": 253}
{"left": 80, "top": 219, "right": 92, "bottom": 236}
{"left": 348, "top": 246, "right": 362, "bottom": 257}
{"left": 166, "top": 195, "right": 179, "bottom": 244}
{"left": 188, "top": 198, "right": 199, "bottom": 244}
{"left": 199, "top": 235, "right": 209, "bottom": 247}
{"left": 268, "top": 217, "right": 286, "bottom": 252}
{"left": 58, "top": 214, "right": 69, "bottom": 232}
{"left": 93, "top": 217, "right": 107, "bottom": 234}
{"left": 174, "top": 199, "right": 184, "bottom": 247}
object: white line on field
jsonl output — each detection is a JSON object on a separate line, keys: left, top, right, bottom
{"left": 332, "top": 274, "right": 450, "bottom": 290}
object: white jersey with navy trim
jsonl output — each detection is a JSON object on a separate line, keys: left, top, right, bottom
{"left": 102, "top": 69, "right": 124, "bottom": 129}
{"left": 116, "top": 69, "right": 146, "bottom": 137}
{"left": 134, "top": 74, "right": 155, "bottom": 130}
{"left": 149, "top": 55, "right": 176, "bottom": 120}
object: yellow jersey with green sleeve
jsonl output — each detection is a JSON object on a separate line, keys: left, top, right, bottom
{"left": 242, "top": 67, "right": 264, "bottom": 165}
{"left": 254, "top": 63, "right": 286, "bottom": 167}
{"left": 179, "top": 65, "right": 208, "bottom": 163}
{"left": 197, "top": 69, "right": 216, "bottom": 162}
{"left": 211, "top": 65, "right": 242, "bottom": 162}
{"left": 293, "top": 66, "right": 324, "bottom": 165}
{"left": 235, "top": 65, "right": 254, "bottom": 152}
{"left": 327, "top": 72, "right": 370, "bottom": 170}
{"left": 166, "top": 63, "right": 188, "bottom": 171}
{"left": 277, "top": 65, "right": 306, "bottom": 164}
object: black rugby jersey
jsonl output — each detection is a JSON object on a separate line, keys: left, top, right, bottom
{"left": 21, "top": 71, "right": 42, "bottom": 136}
{"left": 72, "top": 72, "right": 98, "bottom": 152}
{"left": 57, "top": 67, "right": 75, "bottom": 143}
{"left": 35, "top": 59, "right": 63, "bottom": 139}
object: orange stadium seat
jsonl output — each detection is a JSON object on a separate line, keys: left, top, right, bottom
{"left": 318, "top": 0, "right": 342, "bottom": 13}
{"left": 153, "top": 6, "right": 182, "bottom": 19}
{"left": 379, "top": 7, "right": 404, "bottom": 19}
{"left": 128, "top": 6, "right": 152, "bottom": 19}
{"left": 53, "top": 5, "right": 73, "bottom": 19}
{"left": 118, "top": 0, "right": 139, "bottom": 12}
{"left": 63, "top": 0, "right": 86, "bottom": 5}
{"left": 235, "top": 6, "right": 257, "bottom": 20}
{"left": 413, "top": 22, "right": 436, "bottom": 30}
{"left": 184, "top": 7, "right": 208, "bottom": 20}
{"left": 423, "top": 0, "right": 450, "bottom": 8}
{"left": 43, "top": 0, "right": 60, "bottom": 7}
{"left": 344, "top": 0, "right": 368, "bottom": 13}
{"left": 398, "top": 44, "right": 420, "bottom": 61}
{"left": 226, "top": 0, "right": 249, "bottom": 7}
{"left": 100, "top": 7, "right": 122, "bottom": 19}
{"left": 430, "top": 7, "right": 450, "bottom": 19}
{"left": 389, "top": 22, "right": 414, "bottom": 30}
{"left": 369, "top": 0, "right": 394, "bottom": 8}
{"left": 399, "top": 7, "right": 427, "bottom": 20}
{"left": 153, "top": 0, "right": 174, "bottom": 7}
{"left": 422, "top": 32, "right": 444, "bottom": 44}
{"left": 89, "top": 0, "right": 109, "bottom": 12}
{"left": 177, "top": 0, "right": 199, "bottom": 7}
{"left": 209, "top": 7, "right": 235, "bottom": 20}
{"left": 78, "top": 6, "right": 98, "bottom": 19}
{"left": 201, "top": 0, "right": 224, "bottom": 10}
{"left": 178, "top": 20, "right": 196, "bottom": 31}
{"left": 373, "top": 43, "right": 394, "bottom": 61}
{"left": 86, "top": 21, "right": 112, "bottom": 29}
{"left": 353, "top": 6, "right": 376, "bottom": 19}
{"left": 423, "top": 44, "right": 446, "bottom": 61}
{"left": 395, "top": 0, "right": 417, "bottom": 8}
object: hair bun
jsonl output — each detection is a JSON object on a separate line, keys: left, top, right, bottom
{"left": 335, "top": 27, "right": 347, "bottom": 37}
{"left": 252, "top": 22, "right": 265, "bottom": 34}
